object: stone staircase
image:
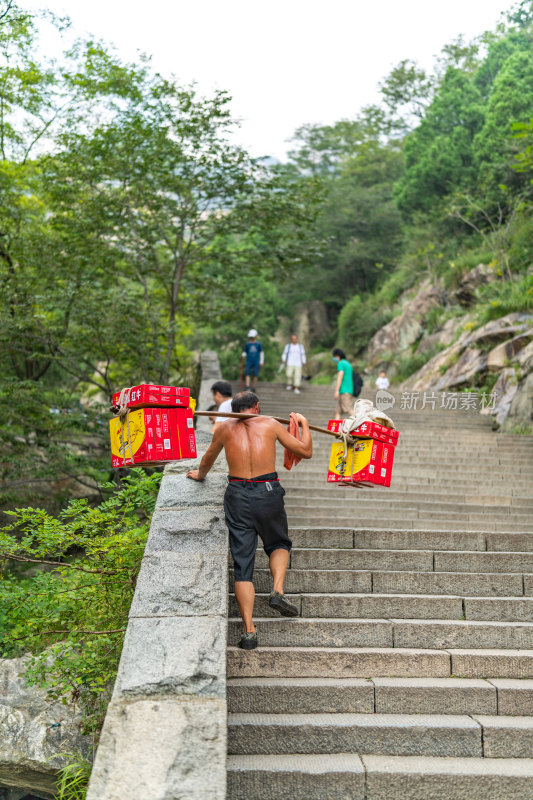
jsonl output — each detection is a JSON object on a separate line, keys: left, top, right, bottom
{"left": 226, "top": 383, "right": 533, "bottom": 798}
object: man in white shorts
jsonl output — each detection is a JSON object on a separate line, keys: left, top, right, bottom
{"left": 282, "top": 334, "right": 306, "bottom": 395}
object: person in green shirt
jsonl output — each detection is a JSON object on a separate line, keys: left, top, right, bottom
{"left": 332, "top": 348, "right": 354, "bottom": 420}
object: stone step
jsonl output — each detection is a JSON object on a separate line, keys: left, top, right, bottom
{"left": 227, "top": 676, "right": 502, "bottom": 716}
{"left": 285, "top": 476, "right": 533, "bottom": 489}
{"left": 227, "top": 646, "right": 533, "bottom": 679}
{"left": 274, "top": 527, "right": 533, "bottom": 552}
{"left": 227, "top": 754, "right": 533, "bottom": 800}
{"left": 286, "top": 502, "right": 533, "bottom": 520}
{"left": 373, "top": 570, "right": 528, "bottom": 597}
{"left": 287, "top": 491, "right": 533, "bottom": 507}
{"left": 227, "top": 712, "right": 483, "bottom": 757}
{"left": 228, "top": 676, "right": 533, "bottom": 716}
{"left": 227, "top": 753, "right": 364, "bottom": 800}
{"left": 288, "top": 517, "right": 533, "bottom": 533}
{"left": 230, "top": 567, "right": 527, "bottom": 596}
{"left": 227, "top": 646, "right": 451, "bottom": 678}
{"left": 285, "top": 548, "right": 533, "bottom": 574}
{"left": 227, "top": 617, "right": 533, "bottom": 650}
{"left": 230, "top": 592, "right": 533, "bottom": 622}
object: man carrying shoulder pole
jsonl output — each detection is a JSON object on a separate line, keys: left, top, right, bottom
{"left": 187, "top": 390, "right": 312, "bottom": 650}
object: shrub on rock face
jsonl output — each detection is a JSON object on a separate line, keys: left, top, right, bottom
{"left": 0, "top": 469, "right": 162, "bottom": 736}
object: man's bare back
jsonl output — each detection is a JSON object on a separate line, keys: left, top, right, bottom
{"left": 187, "top": 405, "right": 312, "bottom": 481}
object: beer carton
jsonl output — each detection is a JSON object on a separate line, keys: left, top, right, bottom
{"left": 326, "top": 419, "right": 397, "bottom": 485}
{"left": 110, "top": 407, "right": 197, "bottom": 467}
{"left": 174, "top": 407, "right": 197, "bottom": 460}
{"left": 378, "top": 440, "right": 395, "bottom": 487}
{"left": 153, "top": 408, "right": 197, "bottom": 461}
{"left": 352, "top": 420, "right": 399, "bottom": 444}
{"left": 109, "top": 408, "right": 158, "bottom": 468}
{"left": 327, "top": 441, "right": 352, "bottom": 482}
{"left": 341, "top": 438, "right": 382, "bottom": 485}
{"left": 112, "top": 384, "right": 190, "bottom": 410}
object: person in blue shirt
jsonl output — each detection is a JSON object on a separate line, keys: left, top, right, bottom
{"left": 242, "top": 329, "right": 264, "bottom": 389}
{"left": 332, "top": 347, "right": 354, "bottom": 420}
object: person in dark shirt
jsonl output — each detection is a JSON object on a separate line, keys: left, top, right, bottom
{"left": 242, "top": 328, "right": 264, "bottom": 389}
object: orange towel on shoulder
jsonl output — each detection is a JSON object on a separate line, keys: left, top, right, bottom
{"left": 284, "top": 412, "right": 302, "bottom": 471}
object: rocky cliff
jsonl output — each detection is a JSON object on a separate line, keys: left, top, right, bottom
{"left": 364, "top": 267, "right": 533, "bottom": 432}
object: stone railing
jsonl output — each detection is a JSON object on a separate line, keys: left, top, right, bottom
{"left": 87, "top": 352, "right": 228, "bottom": 800}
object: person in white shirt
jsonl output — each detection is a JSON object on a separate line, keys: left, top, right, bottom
{"left": 376, "top": 371, "right": 390, "bottom": 390}
{"left": 210, "top": 380, "right": 233, "bottom": 431}
{"left": 282, "top": 334, "right": 306, "bottom": 395}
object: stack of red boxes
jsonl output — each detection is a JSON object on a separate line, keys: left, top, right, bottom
{"left": 326, "top": 419, "right": 399, "bottom": 486}
{"left": 109, "top": 384, "right": 197, "bottom": 468}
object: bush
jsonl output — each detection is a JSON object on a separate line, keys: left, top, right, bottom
{"left": 475, "top": 273, "right": 533, "bottom": 323}
{"left": 0, "top": 469, "right": 162, "bottom": 736}
{"left": 393, "top": 344, "right": 445, "bottom": 383}
{"left": 338, "top": 295, "right": 393, "bottom": 353}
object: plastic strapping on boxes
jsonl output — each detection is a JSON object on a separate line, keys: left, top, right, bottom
{"left": 117, "top": 387, "right": 135, "bottom": 466}
{"left": 334, "top": 398, "right": 397, "bottom": 464}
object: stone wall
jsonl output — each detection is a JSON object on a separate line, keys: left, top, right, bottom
{"left": 86, "top": 353, "right": 228, "bottom": 800}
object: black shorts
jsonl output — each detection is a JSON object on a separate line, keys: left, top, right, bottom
{"left": 224, "top": 472, "right": 292, "bottom": 582}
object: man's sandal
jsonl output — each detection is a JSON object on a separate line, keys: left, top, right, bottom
{"left": 239, "top": 632, "right": 258, "bottom": 650}
{"left": 269, "top": 591, "right": 299, "bottom": 617}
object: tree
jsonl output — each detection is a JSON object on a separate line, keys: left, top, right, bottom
{"left": 395, "top": 68, "right": 485, "bottom": 213}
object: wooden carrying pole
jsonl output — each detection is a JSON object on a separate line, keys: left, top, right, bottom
{"left": 195, "top": 410, "right": 339, "bottom": 438}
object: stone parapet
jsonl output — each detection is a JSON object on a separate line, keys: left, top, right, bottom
{"left": 87, "top": 356, "right": 228, "bottom": 800}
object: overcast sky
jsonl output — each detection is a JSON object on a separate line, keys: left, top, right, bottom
{"left": 20, "top": 0, "right": 514, "bottom": 160}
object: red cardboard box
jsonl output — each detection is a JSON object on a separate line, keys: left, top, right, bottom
{"left": 341, "top": 438, "right": 382, "bottom": 485}
{"left": 378, "top": 441, "right": 395, "bottom": 487}
{"left": 153, "top": 408, "right": 197, "bottom": 461}
{"left": 110, "top": 406, "right": 197, "bottom": 468}
{"left": 352, "top": 420, "right": 399, "bottom": 444}
{"left": 326, "top": 419, "right": 397, "bottom": 486}
{"left": 112, "top": 384, "right": 190, "bottom": 410}
{"left": 327, "top": 419, "right": 398, "bottom": 445}
{"left": 110, "top": 408, "right": 158, "bottom": 468}
{"left": 174, "top": 408, "right": 197, "bottom": 460}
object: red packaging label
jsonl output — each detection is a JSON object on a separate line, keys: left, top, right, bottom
{"left": 172, "top": 408, "right": 197, "bottom": 459}
{"left": 112, "top": 385, "right": 190, "bottom": 409}
{"left": 378, "top": 441, "right": 396, "bottom": 487}
{"left": 327, "top": 419, "right": 399, "bottom": 445}
{"left": 110, "top": 406, "right": 196, "bottom": 468}
{"left": 326, "top": 420, "right": 397, "bottom": 486}
{"left": 341, "top": 438, "right": 382, "bottom": 485}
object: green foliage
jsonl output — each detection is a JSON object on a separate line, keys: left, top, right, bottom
{"left": 474, "top": 273, "right": 533, "bottom": 323}
{"left": 338, "top": 295, "right": 393, "bottom": 354}
{"left": 394, "top": 344, "right": 446, "bottom": 383}
{"left": 510, "top": 422, "right": 533, "bottom": 435}
{"left": 0, "top": 468, "right": 161, "bottom": 733}
{"left": 395, "top": 68, "right": 485, "bottom": 214}
{"left": 54, "top": 752, "right": 93, "bottom": 800}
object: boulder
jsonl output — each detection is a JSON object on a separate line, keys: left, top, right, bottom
{"left": 502, "top": 372, "right": 533, "bottom": 433}
{"left": 486, "top": 331, "right": 533, "bottom": 371}
{"left": 517, "top": 340, "right": 533, "bottom": 372}
{"left": 465, "top": 312, "right": 532, "bottom": 347}
{"left": 436, "top": 347, "right": 488, "bottom": 391}
{"left": 0, "top": 657, "right": 89, "bottom": 798}
{"left": 480, "top": 368, "right": 519, "bottom": 427}
{"left": 450, "top": 263, "right": 496, "bottom": 307}
{"left": 366, "top": 280, "right": 446, "bottom": 365}
{"left": 415, "top": 316, "right": 463, "bottom": 356}
{"left": 404, "top": 344, "right": 462, "bottom": 391}
{"left": 275, "top": 301, "right": 331, "bottom": 353}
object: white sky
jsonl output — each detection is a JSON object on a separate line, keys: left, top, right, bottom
{"left": 20, "top": 0, "right": 513, "bottom": 160}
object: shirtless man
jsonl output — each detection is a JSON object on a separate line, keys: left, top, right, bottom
{"left": 186, "top": 390, "right": 312, "bottom": 650}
